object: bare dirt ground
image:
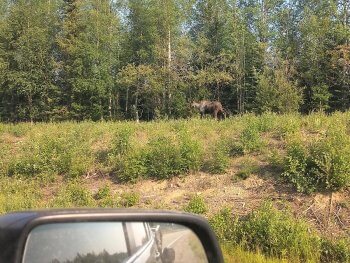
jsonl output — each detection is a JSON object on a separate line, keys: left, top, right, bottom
{"left": 78, "top": 155, "right": 350, "bottom": 240}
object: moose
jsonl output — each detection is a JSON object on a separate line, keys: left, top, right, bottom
{"left": 191, "top": 100, "right": 228, "bottom": 120}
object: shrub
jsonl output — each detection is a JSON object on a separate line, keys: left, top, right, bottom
{"left": 8, "top": 156, "right": 43, "bottom": 177}
{"left": 6, "top": 124, "right": 30, "bottom": 137}
{"left": 203, "top": 141, "right": 230, "bottom": 174}
{"left": 235, "top": 159, "right": 259, "bottom": 180}
{"left": 50, "top": 182, "right": 94, "bottom": 207}
{"left": 184, "top": 195, "right": 207, "bottom": 214}
{"left": 115, "top": 152, "right": 147, "bottom": 183}
{"left": 209, "top": 208, "right": 238, "bottom": 243}
{"left": 256, "top": 113, "right": 277, "bottom": 133}
{"left": 255, "top": 68, "right": 302, "bottom": 114}
{"left": 241, "top": 125, "right": 265, "bottom": 153}
{"left": 283, "top": 127, "right": 350, "bottom": 193}
{"left": 0, "top": 178, "right": 42, "bottom": 213}
{"left": 95, "top": 184, "right": 111, "bottom": 200}
{"left": 113, "top": 131, "right": 203, "bottom": 182}
{"left": 267, "top": 149, "right": 284, "bottom": 169}
{"left": 230, "top": 124, "right": 265, "bottom": 156}
{"left": 111, "top": 128, "right": 133, "bottom": 155}
{"left": 276, "top": 115, "right": 301, "bottom": 138}
{"left": 95, "top": 184, "right": 116, "bottom": 207}
{"left": 145, "top": 134, "right": 202, "bottom": 179}
{"left": 119, "top": 192, "right": 140, "bottom": 207}
{"left": 145, "top": 136, "right": 183, "bottom": 179}
{"left": 320, "top": 238, "right": 350, "bottom": 263}
{"left": 67, "top": 155, "right": 93, "bottom": 178}
{"left": 210, "top": 204, "right": 321, "bottom": 262}
{"left": 178, "top": 131, "right": 203, "bottom": 172}
{"left": 6, "top": 130, "right": 94, "bottom": 179}
{"left": 222, "top": 245, "right": 284, "bottom": 263}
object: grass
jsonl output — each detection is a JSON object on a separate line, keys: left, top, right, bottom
{"left": 1, "top": 112, "right": 350, "bottom": 262}
{"left": 222, "top": 245, "right": 290, "bottom": 263}
{"left": 211, "top": 204, "right": 350, "bottom": 263}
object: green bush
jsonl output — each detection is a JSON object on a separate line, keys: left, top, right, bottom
{"left": 209, "top": 208, "right": 238, "bottom": 243}
{"left": 115, "top": 152, "right": 147, "bottom": 183}
{"left": 95, "top": 184, "right": 116, "bottom": 207}
{"left": 230, "top": 124, "right": 265, "bottom": 156}
{"left": 210, "top": 204, "right": 321, "bottom": 262}
{"left": 5, "top": 124, "right": 30, "bottom": 137}
{"left": 111, "top": 128, "right": 133, "bottom": 155}
{"left": 145, "top": 136, "right": 183, "bottom": 179}
{"left": 241, "top": 125, "right": 264, "bottom": 154}
{"left": 95, "top": 184, "right": 112, "bottom": 200}
{"left": 113, "top": 131, "right": 202, "bottom": 182}
{"left": 8, "top": 156, "right": 43, "bottom": 177}
{"left": 320, "top": 238, "right": 350, "bottom": 263}
{"left": 267, "top": 149, "right": 284, "bottom": 169}
{"left": 178, "top": 131, "right": 203, "bottom": 172}
{"left": 184, "top": 195, "right": 207, "bottom": 214}
{"left": 235, "top": 159, "right": 259, "bottom": 180}
{"left": 0, "top": 178, "right": 42, "bottom": 213}
{"left": 144, "top": 134, "right": 202, "bottom": 179}
{"left": 50, "top": 182, "right": 94, "bottom": 207}
{"left": 119, "top": 192, "right": 140, "bottom": 207}
{"left": 68, "top": 155, "right": 93, "bottom": 178}
{"left": 276, "top": 115, "right": 301, "bottom": 138}
{"left": 203, "top": 141, "right": 230, "bottom": 174}
{"left": 283, "top": 127, "right": 350, "bottom": 193}
{"left": 6, "top": 130, "right": 94, "bottom": 179}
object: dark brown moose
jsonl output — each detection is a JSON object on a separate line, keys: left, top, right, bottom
{"left": 191, "top": 100, "right": 227, "bottom": 120}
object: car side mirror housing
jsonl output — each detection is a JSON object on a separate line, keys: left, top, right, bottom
{"left": 0, "top": 209, "right": 224, "bottom": 263}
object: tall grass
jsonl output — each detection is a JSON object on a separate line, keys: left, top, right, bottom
{"left": 211, "top": 204, "right": 350, "bottom": 263}
{"left": 1, "top": 112, "right": 350, "bottom": 187}
{"left": 1, "top": 114, "right": 350, "bottom": 262}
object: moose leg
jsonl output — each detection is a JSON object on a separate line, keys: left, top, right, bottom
{"left": 213, "top": 110, "right": 218, "bottom": 120}
{"left": 219, "top": 110, "right": 225, "bottom": 120}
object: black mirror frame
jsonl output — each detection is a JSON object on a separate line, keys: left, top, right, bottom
{"left": 14, "top": 209, "right": 224, "bottom": 263}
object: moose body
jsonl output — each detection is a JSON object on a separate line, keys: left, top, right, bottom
{"left": 192, "top": 100, "right": 227, "bottom": 120}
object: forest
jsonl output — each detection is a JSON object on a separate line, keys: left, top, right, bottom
{"left": 0, "top": 0, "right": 349, "bottom": 122}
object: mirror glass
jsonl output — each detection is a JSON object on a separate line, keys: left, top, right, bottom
{"left": 22, "top": 222, "right": 208, "bottom": 263}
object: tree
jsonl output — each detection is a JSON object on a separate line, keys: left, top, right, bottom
{"left": 117, "top": 64, "right": 163, "bottom": 121}
{"left": 310, "top": 84, "right": 331, "bottom": 112}
{"left": 255, "top": 66, "right": 303, "bottom": 114}
{"left": 0, "top": 0, "right": 60, "bottom": 122}
{"left": 57, "top": 0, "right": 121, "bottom": 120}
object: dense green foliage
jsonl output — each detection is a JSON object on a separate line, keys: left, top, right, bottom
{"left": 2, "top": 112, "right": 350, "bottom": 192}
{"left": 184, "top": 194, "right": 207, "bottom": 214}
{"left": 0, "top": 0, "right": 350, "bottom": 122}
{"left": 210, "top": 204, "right": 350, "bottom": 263}
{"left": 283, "top": 125, "right": 350, "bottom": 193}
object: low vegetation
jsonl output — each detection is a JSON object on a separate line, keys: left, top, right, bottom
{"left": 211, "top": 204, "right": 350, "bottom": 263}
{"left": 184, "top": 194, "right": 207, "bottom": 214}
{"left": 283, "top": 124, "right": 350, "bottom": 193}
{"left": 1, "top": 112, "right": 350, "bottom": 262}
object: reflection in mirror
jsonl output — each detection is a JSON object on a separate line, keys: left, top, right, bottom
{"left": 23, "top": 222, "right": 208, "bottom": 263}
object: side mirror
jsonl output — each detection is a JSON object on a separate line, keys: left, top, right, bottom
{"left": 0, "top": 209, "right": 224, "bottom": 263}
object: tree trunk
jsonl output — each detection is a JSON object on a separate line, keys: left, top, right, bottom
{"left": 125, "top": 87, "right": 129, "bottom": 115}
{"left": 108, "top": 92, "right": 112, "bottom": 120}
{"left": 134, "top": 94, "right": 139, "bottom": 123}
{"left": 28, "top": 91, "right": 33, "bottom": 125}
{"left": 100, "top": 98, "right": 104, "bottom": 121}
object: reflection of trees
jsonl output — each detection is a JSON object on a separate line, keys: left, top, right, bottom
{"left": 52, "top": 250, "right": 129, "bottom": 263}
